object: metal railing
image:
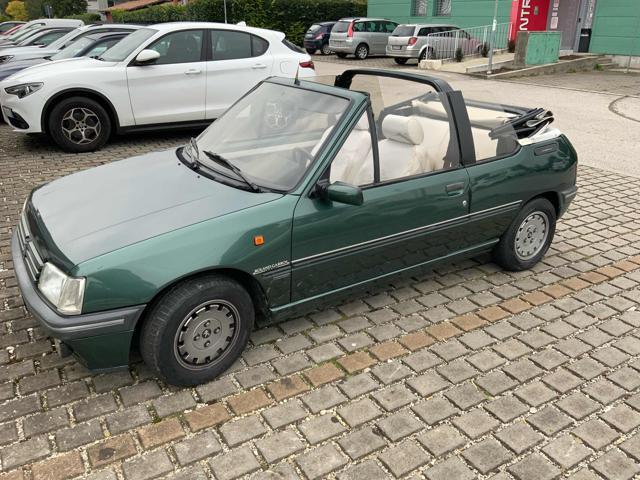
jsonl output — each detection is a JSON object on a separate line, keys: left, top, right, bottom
{"left": 424, "top": 23, "right": 512, "bottom": 62}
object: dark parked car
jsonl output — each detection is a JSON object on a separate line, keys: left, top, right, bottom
{"left": 13, "top": 70, "right": 576, "bottom": 386}
{"left": 303, "top": 21, "right": 336, "bottom": 55}
{"left": 0, "top": 32, "right": 131, "bottom": 82}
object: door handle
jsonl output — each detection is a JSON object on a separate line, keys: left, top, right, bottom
{"left": 445, "top": 182, "right": 465, "bottom": 195}
{"left": 252, "top": 63, "right": 267, "bottom": 69}
{"left": 184, "top": 69, "right": 202, "bottom": 75}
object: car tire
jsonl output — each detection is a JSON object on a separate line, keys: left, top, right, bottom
{"left": 394, "top": 57, "right": 408, "bottom": 65}
{"left": 420, "top": 48, "right": 434, "bottom": 61}
{"left": 48, "top": 96, "right": 111, "bottom": 153}
{"left": 140, "top": 274, "right": 253, "bottom": 387}
{"left": 305, "top": 47, "right": 316, "bottom": 55}
{"left": 355, "top": 43, "right": 369, "bottom": 60}
{"left": 336, "top": 52, "right": 348, "bottom": 58}
{"left": 321, "top": 43, "right": 332, "bottom": 55}
{"left": 493, "top": 198, "right": 556, "bottom": 271}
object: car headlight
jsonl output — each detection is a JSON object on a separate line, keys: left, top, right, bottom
{"left": 38, "top": 262, "right": 85, "bottom": 315}
{"left": 0, "top": 55, "right": 14, "bottom": 63}
{"left": 5, "top": 82, "right": 43, "bottom": 99}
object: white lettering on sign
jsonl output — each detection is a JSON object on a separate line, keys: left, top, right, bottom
{"left": 519, "top": 0, "right": 532, "bottom": 31}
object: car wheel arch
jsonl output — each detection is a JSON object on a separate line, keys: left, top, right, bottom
{"left": 131, "top": 267, "right": 269, "bottom": 352}
{"left": 41, "top": 89, "right": 120, "bottom": 134}
{"left": 527, "top": 191, "right": 560, "bottom": 216}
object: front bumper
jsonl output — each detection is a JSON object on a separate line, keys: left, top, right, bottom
{"left": 11, "top": 229, "right": 145, "bottom": 370}
{"left": 0, "top": 90, "right": 43, "bottom": 133}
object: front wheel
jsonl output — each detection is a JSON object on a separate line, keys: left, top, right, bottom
{"left": 305, "top": 48, "right": 316, "bottom": 55}
{"left": 321, "top": 43, "right": 332, "bottom": 55}
{"left": 493, "top": 198, "right": 556, "bottom": 271}
{"left": 355, "top": 43, "right": 369, "bottom": 60}
{"left": 140, "top": 275, "right": 253, "bottom": 386}
{"left": 394, "top": 58, "right": 408, "bottom": 65}
{"left": 336, "top": 52, "right": 348, "bottom": 58}
{"left": 48, "top": 96, "right": 111, "bottom": 153}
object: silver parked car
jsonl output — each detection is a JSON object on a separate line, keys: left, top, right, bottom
{"left": 386, "top": 24, "right": 482, "bottom": 64}
{"left": 329, "top": 17, "right": 398, "bottom": 60}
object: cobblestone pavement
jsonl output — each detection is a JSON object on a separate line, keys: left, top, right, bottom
{"left": 1, "top": 121, "right": 640, "bottom": 480}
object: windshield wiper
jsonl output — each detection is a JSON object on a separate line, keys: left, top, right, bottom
{"left": 202, "top": 150, "right": 261, "bottom": 193}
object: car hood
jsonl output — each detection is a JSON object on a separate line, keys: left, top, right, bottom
{"left": 0, "top": 58, "right": 45, "bottom": 80}
{"left": 5, "top": 57, "right": 116, "bottom": 82}
{"left": 29, "top": 149, "right": 283, "bottom": 266}
{"left": 0, "top": 45, "right": 57, "bottom": 57}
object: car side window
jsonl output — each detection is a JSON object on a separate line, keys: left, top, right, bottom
{"left": 385, "top": 22, "right": 397, "bottom": 33}
{"left": 211, "top": 30, "right": 252, "bottom": 60}
{"left": 328, "top": 113, "right": 374, "bottom": 187}
{"left": 353, "top": 22, "right": 365, "bottom": 33}
{"left": 147, "top": 30, "right": 203, "bottom": 65}
{"left": 418, "top": 27, "right": 432, "bottom": 36}
{"left": 29, "top": 30, "right": 65, "bottom": 45}
{"left": 251, "top": 35, "right": 269, "bottom": 57}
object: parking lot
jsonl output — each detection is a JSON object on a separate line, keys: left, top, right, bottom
{"left": 1, "top": 63, "right": 640, "bottom": 480}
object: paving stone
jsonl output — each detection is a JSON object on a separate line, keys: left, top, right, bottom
{"left": 299, "top": 414, "right": 346, "bottom": 444}
{"left": 453, "top": 408, "right": 500, "bottom": 438}
{"left": 228, "top": 388, "right": 273, "bottom": 415}
{"left": 372, "top": 384, "right": 417, "bottom": 411}
{"left": 235, "top": 365, "right": 277, "bottom": 388}
{"left": 46, "top": 381, "right": 90, "bottom": 408}
{"left": 557, "top": 392, "right": 600, "bottom": 420}
{"left": 515, "top": 381, "right": 557, "bottom": 406}
{"left": 255, "top": 429, "right": 305, "bottom": 463}
{"left": 376, "top": 409, "right": 422, "bottom": 442}
{"left": 276, "top": 334, "right": 313, "bottom": 354}
{"left": 302, "top": 385, "right": 346, "bottom": 413}
{"left": 105, "top": 405, "right": 151, "bottom": 435}
{"left": 496, "top": 422, "right": 543, "bottom": 454}
{"left": 590, "top": 448, "right": 640, "bottom": 480}
{"left": 542, "top": 434, "right": 592, "bottom": 469}
{"left": 417, "top": 424, "right": 466, "bottom": 456}
{"left": 567, "top": 357, "right": 606, "bottom": 380}
{"left": 209, "top": 446, "right": 261, "bottom": 480}
{"left": 31, "top": 451, "right": 85, "bottom": 480}
{"left": 338, "top": 373, "right": 379, "bottom": 399}
{"left": 407, "top": 371, "right": 449, "bottom": 397}
{"left": 477, "top": 371, "right": 518, "bottom": 396}
{"left": 262, "top": 399, "right": 308, "bottom": 429}
{"left": 337, "top": 460, "right": 389, "bottom": 480}
{"left": 1, "top": 436, "right": 51, "bottom": 470}
{"left": 272, "top": 352, "right": 312, "bottom": 375}
{"left": 583, "top": 378, "right": 625, "bottom": 403}
{"left": 527, "top": 406, "right": 573, "bottom": 436}
{"left": 307, "top": 343, "right": 343, "bottom": 363}
{"left": 296, "top": 444, "right": 347, "bottom": 479}
{"left": 591, "top": 346, "right": 629, "bottom": 367}
{"left": 337, "top": 397, "right": 382, "bottom": 427}
{"left": 378, "top": 440, "right": 429, "bottom": 477}
{"left": 183, "top": 403, "right": 231, "bottom": 432}
{"left": 620, "top": 434, "right": 640, "bottom": 461}
{"left": 403, "top": 349, "right": 442, "bottom": 372}
{"left": 485, "top": 395, "right": 529, "bottom": 422}
{"left": 337, "top": 351, "right": 376, "bottom": 373}
{"left": 153, "top": 391, "right": 197, "bottom": 417}
{"left": 508, "top": 453, "right": 561, "bottom": 480}
{"left": 173, "top": 431, "right": 222, "bottom": 465}
{"left": 437, "top": 359, "right": 478, "bottom": 384}
{"left": 73, "top": 394, "right": 118, "bottom": 422}
{"left": 267, "top": 374, "right": 310, "bottom": 401}
{"left": 573, "top": 419, "right": 619, "bottom": 450}
{"left": 371, "top": 360, "right": 412, "bottom": 385}
{"left": 338, "top": 426, "right": 386, "bottom": 460}
{"left": 608, "top": 366, "right": 640, "bottom": 390}
{"left": 87, "top": 435, "right": 137, "bottom": 468}
{"left": 493, "top": 339, "right": 532, "bottom": 360}
{"left": 412, "top": 396, "right": 458, "bottom": 425}
{"left": 424, "top": 456, "right": 475, "bottom": 480}
{"left": 431, "top": 339, "right": 469, "bottom": 361}
{"left": 122, "top": 449, "right": 173, "bottom": 480}
{"left": 23, "top": 407, "right": 69, "bottom": 438}
{"left": 600, "top": 404, "right": 640, "bottom": 433}
{"left": 219, "top": 415, "right": 266, "bottom": 447}
{"left": 462, "top": 438, "right": 514, "bottom": 474}
{"left": 542, "top": 368, "right": 582, "bottom": 393}
{"left": 467, "top": 350, "right": 506, "bottom": 372}
{"left": 56, "top": 420, "right": 104, "bottom": 451}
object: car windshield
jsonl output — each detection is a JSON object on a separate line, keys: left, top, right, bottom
{"left": 51, "top": 36, "right": 94, "bottom": 60}
{"left": 99, "top": 28, "right": 156, "bottom": 62}
{"left": 333, "top": 21, "right": 350, "bottom": 33}
{"left": 195, "top": 81, "right": 349, "bottom": 191}
{"left": 48, "top": 27, "right": 82, "bottom": 49}
{"left": 392, "top": 25, "right": 416, "bottom": 36}
{"left": 9, "top": 25, "right": 40, "bottom": 41}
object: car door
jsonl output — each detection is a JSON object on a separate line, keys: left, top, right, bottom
{"left": 205, "top": 29, "right": 274, "bottom": 120}
{"left": 126, "top": 29, "right": 206, "bottom": 125}
{"left": 290, "top": 74, "right": 474, "bottom": 302}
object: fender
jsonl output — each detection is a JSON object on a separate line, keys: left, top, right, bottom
{"left": 41, "top": 87, "right": 121, "bottom": 133}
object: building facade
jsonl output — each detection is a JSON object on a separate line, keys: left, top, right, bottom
{"left": 367, "top": 0, "right": 640, "bottom": 57}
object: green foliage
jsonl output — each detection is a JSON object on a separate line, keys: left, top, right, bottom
{"left": 455, "top": 46, "right": 463, "bottom": 62}
{"left": 25, "top": 0, "right": 43, "bottom": 19}
{"left": 6, "top": 0, "right": 29, "bottom": 20}
{"left": 50, "top": 0, "right": 87, "bottom": 17}
{"left": 65, "top": 11, "right": 101, "bottom": 22}
{"left": 111, "top": 0, "right": 367, "bottom": 45}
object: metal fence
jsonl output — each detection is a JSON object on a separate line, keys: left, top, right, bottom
{"left": 424, "top": 23, "right": 512, "bottom": 62}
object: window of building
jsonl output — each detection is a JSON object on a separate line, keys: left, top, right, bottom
{"left": 411, "top": 0, "right": 428, "bottom": 17}
{"left": 434, "top": 0, "right": 451, "bottom": 16}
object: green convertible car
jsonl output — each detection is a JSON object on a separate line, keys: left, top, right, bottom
{"left": 12, "top": 70, "right": 577, "bottom": 386}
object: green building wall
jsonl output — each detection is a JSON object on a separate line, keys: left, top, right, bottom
{"left": 590, "top": 0, "right": 640, "bottom": 55}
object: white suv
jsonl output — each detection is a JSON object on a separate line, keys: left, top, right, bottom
{"left": 0, "top": 22, "right": 315, "bottom": 152}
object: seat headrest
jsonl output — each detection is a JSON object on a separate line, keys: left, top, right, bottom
{"left": 381, "top": 115, "right": 424, "bottom": 145}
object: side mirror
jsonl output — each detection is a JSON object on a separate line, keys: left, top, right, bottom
{"left": 134, "top": 49, "right": 160, "bottom": 65}
{"left": 319, "top": 181, "right": 364, "bottom": 206}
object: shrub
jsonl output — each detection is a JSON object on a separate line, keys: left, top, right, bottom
{"left": 455, "top": 47, "right": 464, "bottom": 62}
{"left": 508, "top": 39, "right": 516, "bottom": 53}
{"left": 66, "top": 12, "right": 101, "bottom": 23}
{"left": 111, "top": 0, "right": 367, "bottom": 45}
{"left": 5, "top": 0, "right": 28, "bottom": 20}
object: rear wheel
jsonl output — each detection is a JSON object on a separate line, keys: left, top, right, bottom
{"left": 48, "top": 96, "right": 111, "bottom": 153}
{"left": 336, "top": 52, "right": 347, "bottom": 58}
{"left": 355, "top": 43, "right": 369, "bottom": 60}
{"left": 394, "top": 57, "right": 408, "bottom": 65}
{"left": 420, "top": 48, "right": 434, "bottom": 61}
{"left": 493, "top": 198, "right": 556, "bottom": 271}
{"left": 305, "top": 47, "right": 316, "bottom": 55}
{"left": 321, "top": 43, "right": 332, "bottom": 55}
{"left": 140, "top": 275, "right": 253, "bottom": 386}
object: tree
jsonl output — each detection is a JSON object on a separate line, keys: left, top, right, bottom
{"left": 50, "top": 0, "right": 87, "bottom": 17}
{"left": 5, "top": 0, "right": 29, "bottom": 20}
{"left": 25, "top": 0, "right": 44, "bottom": 19}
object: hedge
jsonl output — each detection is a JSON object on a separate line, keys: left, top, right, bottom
{"left": 65, "top": 12, "right": 101, "bottom": 22}
{"left": 111, "top": 0, "right": 367, "bottom": 45}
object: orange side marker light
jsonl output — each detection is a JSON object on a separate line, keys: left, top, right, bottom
{"left": 254, "top": 235, "right": 265, "bottom": 246}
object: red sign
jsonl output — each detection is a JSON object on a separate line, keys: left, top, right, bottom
{"left": 509, "top": 0, "right": 551, "bottom": 41}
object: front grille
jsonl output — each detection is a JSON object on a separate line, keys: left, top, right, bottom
{"left": 17, "top": 209, "right": 44, "bottom": 282}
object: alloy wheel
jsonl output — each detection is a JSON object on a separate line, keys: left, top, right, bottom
{"left": 356, "top": 45, "right": 368, "bottom": 59}
{"left": 61, "top": 107, "right": 101, "bottom": 145}
{"left": 514, "top": 211, "right": 549, "bottom": 261}
{"left": 174, "top": 300, "right": 238, "bottom": 369}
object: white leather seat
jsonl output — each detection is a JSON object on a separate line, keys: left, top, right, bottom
{"left": 329, "top": 114, "right": 374, "bottom": 186}
{"left": 378, "top": 115, "right": 427, "bottom": 181}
